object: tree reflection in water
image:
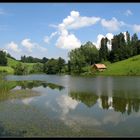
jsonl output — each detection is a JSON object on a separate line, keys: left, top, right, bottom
{"left": 0, "top": 80, "right": 64, "bottom": 91}
{"left": 0, "top": 80, "right": 64, "bottom": 101}
{"left": 17, "top": 80, "right": 64, "bottom": 91}
{"left": 69, "top": 90, "right": 140, "bottom": 115}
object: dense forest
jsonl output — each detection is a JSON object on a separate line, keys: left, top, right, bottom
{"left": 0, "top": 31, "right": 140, "bottom": 75}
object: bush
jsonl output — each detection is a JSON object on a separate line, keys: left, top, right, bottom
{"left": 30, "top": 63, "right": 44, "bottom": 73}
{"left": 14, "top": 63, "right": 29, "bottom": 75}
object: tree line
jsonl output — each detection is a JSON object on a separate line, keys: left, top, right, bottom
{"left": 20, "top": 55, "right": 49, "bottom": 63}
{"left": 14, "top": 57, "right": 66, "bottom": 75}
{"left": 0, "top": 50, "right": 66, "bottom": 75}
{"left": 0, "top": 31, "right": 140, "bottom": 75}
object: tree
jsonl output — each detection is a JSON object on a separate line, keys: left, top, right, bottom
{"left": 126, "top": 31, "right": 131, "bottom": 45}
{"left": 131, "top": 33, "right": 138, "bottom": 43}
{"left": 42, "top": 57, "right": 49, "bottom": 63}
{"left": 0, "top": 50, "right": 7, "bottom": 66}
{"left": 99, "top": 37, "right": 109, "bottom": 62}
{"left": 124, "top": 31, "right": 133, "bottom": 57}
{"left": 67, "top": 60, "right": 71, "bottom": 74}
{"left": 131, "top": 33, "right": 139, "bottom": 56}
{"left": 81, "top": 41, "right": 99, "bottom": 65}
{"left": 32, "top": 63, "right": 44, "bottom": 73}
{"left": 109, "top": 32, "right": 133, "bottom": 62}
{"left": 14, "top": 63, "right": 29, "bottom": 75}
{"left": 136, "top": 40, "right": 140, "bottom": 54}
{"left": 69, "top": 48, "right": 86, "bottom": 73}
{"left": 21, "top": 55, "right": 26, "bottom": 63}
{"left": 57, "top": 57, "right": 65, "bottom": 73}
{"left": 109, "top": 35, "right": 120, "bottom": 62}
{"left": 21, "top": 55, "right": 45, "bottom": 63}
{"left": 44, "top": 58, "right": 59, "bottom": 74}
{"left": 68, "top": 41, "right": 100, "bottom": 74}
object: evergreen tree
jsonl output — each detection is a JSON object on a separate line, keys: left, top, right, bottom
{"left": 0, "top": 50, "right": 7, "bottom": 66}
{"left": 131, "top": 33, "right": 139, "bottom": 56}
{"left": 57, "top": 57, "right": 65, "bottom": 73}
{"left": 67, "top": 60, "right": 71, "bottom": 74}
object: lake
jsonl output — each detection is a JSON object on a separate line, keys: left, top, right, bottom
{"left": 0, "top": 74, "right": 140, "bottom": 137}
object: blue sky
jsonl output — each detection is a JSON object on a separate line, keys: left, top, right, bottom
{"left": 0, "top": 3, "right": 140, "bottom": 61}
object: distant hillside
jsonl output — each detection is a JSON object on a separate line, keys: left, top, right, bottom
{"left": 0, "top": 57, "right": 36, "bottom": 74}
{"left": 7, "top": 57, "right": 36, "bottom": 71}
{"left": 7, "top": 57, "right": 20, "bottom": 68}
{"left": 100, "top": 55, "right": 140, "bottom": 76}
{"left": 2, "top": 55, "right": 140, "bottom": 76}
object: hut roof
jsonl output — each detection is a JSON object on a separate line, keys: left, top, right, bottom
{"left": 94, "top": 64, "right": 107, "bottom": 69}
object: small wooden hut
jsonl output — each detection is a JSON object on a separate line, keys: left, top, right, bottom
{"left": 92, "top": 64, "right": 107, "bottom": 72}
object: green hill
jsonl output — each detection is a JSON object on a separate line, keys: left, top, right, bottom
{"left": 7, "top": 57, "right": 36, "bottom": 72}
{"left": 7, "top": 58, "right": 20, "bottom": 68}
{"left": 100, "top": 55, "right": 140, "bottom": 76}
{"left": 0, "top": 58, "right": 36, "bottom": 74}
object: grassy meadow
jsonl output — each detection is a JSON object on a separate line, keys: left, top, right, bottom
{"left": 0, "top": 58, "right": 36, "bottom": 74}
{"left": 100, "top": 55, "right": 140, "bottom": 76}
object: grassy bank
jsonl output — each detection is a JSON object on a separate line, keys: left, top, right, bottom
{"left": 0, "top": 58, "right": 36, "bottom": 74}
{"left": 0, "top": 66, "right": 14, "bottom": 74}
{"left": 99, "top": 55, "right": 140, "bottom": 76}
{"left": 79, "top": 55, "right": 140, "bottom": 76}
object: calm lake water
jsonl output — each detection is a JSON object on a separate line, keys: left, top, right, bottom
{"left": 1, "top": 74, "right": 140, "bottom": 137}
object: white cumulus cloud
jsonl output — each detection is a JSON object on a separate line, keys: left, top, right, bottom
{"left": 133, "top": 24, "right": 140, "bottom": 33}
{"left": 44, "top": 36, "right": 50, "bottom": 44}
{"left": 21, "top": 38, "right": 35, "bottom": 52}
{"left": 101, "top": 17, "right": 125, "bottom": 32}
{"left": 21, "top": 38, "right": 47, "bottom": 53}
{"left": 44, "top": 32, "right": 57, "bottom": 44}
{"left": 55, "top": 10, "right": 100, "bottom": 50}
{"left": 6, "top": 41, "right": 21, "bottom": 53}
{"left": 5, "top": 39, "right": 47, "bottom": 60}
{"left": 54, "top": 10, "right": 100, "bottom": 50}
{"left": 56, "top": 29, "right": 81, "bottom": 50}
{"left": 59, "top": 10, "right": 101, "bottom": 30}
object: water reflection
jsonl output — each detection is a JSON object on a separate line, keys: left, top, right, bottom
{"left": 57, "top": 95, "right": 79, "bottom": 116}
{"left": 70, "top": 91, "right": 98, "bottom": 107}
{"left": 1, "top": 75, "right": 140, "bottom": 136}
{"left": 0, "top": 80, "right": 64, "bottom": 101}
{"left": 0, "top": 80, "right": 64, "bottom": 91}
{"left": 69, "top": 90, "right": 140, "bottom": 115}
{"left": 17, "top": 81, "right": 64, "bottom": 91}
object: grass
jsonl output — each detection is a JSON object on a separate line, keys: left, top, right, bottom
{"left": 0, "top": 66, "right": 14, "bottom": 74}
{"left": 0, "top": 57, "right": 36, "bottom": 74}
{"left": 7, "top": 58, "right": 20, "bottom": 68}
{"left": 79, "top": 55, "right": 140, "bottom": 76}
{"left": 99, "top": 55, "right": 140, "bottom": 76}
